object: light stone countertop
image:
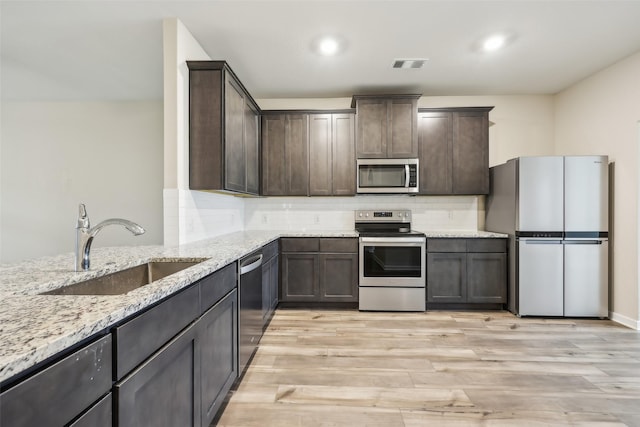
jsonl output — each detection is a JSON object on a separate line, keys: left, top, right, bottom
{"left": 0, "top": 228, "right": 505, "bottom": 384}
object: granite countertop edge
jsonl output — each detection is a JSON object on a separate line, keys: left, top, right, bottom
{"left": 0, "top": 228, "right": 507, "bottom": 384}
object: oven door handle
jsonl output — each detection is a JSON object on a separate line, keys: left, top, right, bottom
{"left": 360, "top": 237, "right": 426, "bottom": 244}
{"left": 404, "top": 164, "right": 410, "bottom": 188}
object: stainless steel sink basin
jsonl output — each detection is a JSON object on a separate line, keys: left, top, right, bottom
{"left": 42, "top": 261, "right": 204, "bottom": 296}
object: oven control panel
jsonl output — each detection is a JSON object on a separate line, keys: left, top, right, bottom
{"left": 355, "top": 210, "right": 411, "bottom": 223}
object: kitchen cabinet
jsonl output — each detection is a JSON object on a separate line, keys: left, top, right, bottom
{"left": 262, "top": 240, "right": 279, "bottom": 327}
{"left": 199, "top": 289, "right": 238, "bottom": 427}
{"left": 261, "top": 113, "right": 309, "bottom": 196}
{"left": 280, "top": 237, "right": 358, "bottom": 302}
{"left": 418, "top": 107, "right": 493, "bottom": 195}
{"left": 0, "top": 335, "right": 112, "bottom": 427}
{"left": 309, "top": 113, "right": 356, "bottom": 196}
{"left": 115, "top": 323, "right": 200, "bottom": 427}
{"left": 187, "top": 61, "right": 260, "bottom": 195}
{"left": 114, "top": 262, "right": 238, "bottom": 427}
{"left": 262, "top": 111, "right": 355, "bottom": 196}
{"left": 427, "top": 238, "right": 506, "bottom": 306}
{"left": 352, "top": 95, "right": 420, "bottom": 158}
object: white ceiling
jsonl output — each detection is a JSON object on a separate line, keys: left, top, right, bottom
{"left": 3, "top": 0, "right": 640, "bottom": 101}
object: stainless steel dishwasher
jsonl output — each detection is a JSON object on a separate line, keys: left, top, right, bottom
{"left": 238, "top": 250, "right": 263, "bottom": 373}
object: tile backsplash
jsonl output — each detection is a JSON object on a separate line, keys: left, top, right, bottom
{"left": 165, "top": 191, "right": 484, "bottom": 244}
{"left": 245, "top": 195, "right": 482, "bottom": 232}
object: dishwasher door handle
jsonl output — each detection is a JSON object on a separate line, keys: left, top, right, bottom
{"left": 240, "top": 254, "right": 263, "bottom": 275}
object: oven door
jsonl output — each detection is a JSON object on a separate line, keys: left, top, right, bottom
{"left": 359, "top": 237, "right": 426, "bottom": 287}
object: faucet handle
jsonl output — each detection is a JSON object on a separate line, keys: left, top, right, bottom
{"left": 77, "top": 203, "right": 90, "bottom": 229}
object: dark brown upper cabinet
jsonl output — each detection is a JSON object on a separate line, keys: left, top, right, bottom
{"left": 261, "top": 113, "right": 309, "bottom": 196}
{"left": 309, "top": 113, "right": 355, "bottom": 196}
{"left": 262, "top": 111, "right": 355, "bottom": 196}
{"left": 352, "top": 95, "right": 420, "bottom": 159}
{"left": 187, "top": 61, "right": 260, "bottom": 195}
{"left": 418, "top": 107, "right": 493, "bottom": 195}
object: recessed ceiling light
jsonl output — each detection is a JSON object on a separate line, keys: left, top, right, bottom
{"left": 393, "top": 58, "right": 428, "bottom": 69}
{"left": 312, "top": 36, "right": 345, "bottom": 56}
{"left": 483, "top": 35, "right": 506, "bottom": 51}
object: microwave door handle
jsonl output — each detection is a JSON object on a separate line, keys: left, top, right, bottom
{"left": 405, "top": 164, "right": 410, "bottom": 188}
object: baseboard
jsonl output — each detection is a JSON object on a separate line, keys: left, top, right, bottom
{"left": 609, "top": 311, "right": 640, "bottom": 330}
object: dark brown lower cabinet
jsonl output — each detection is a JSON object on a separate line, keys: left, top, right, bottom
{"left": 262, "top": 241, "right": 279, "bottom": 327}
{"left": 70, "top": 393, "right": 112, "bottom": 427}
{"left": 467, "top": 253, "right": 507, "bottom": 303}
{"left": 319, "top": 253, "right": 358, "bottom": 301}
{"left": 427, "top": 238, "right": 507, "bottom": 306}
{"left": 115, "top": 324, "right": 200, "bottom": 427}
{"left": 281, "top": 252, "right": 319, "bottom": 300}
{"left": 0, "top": 335, "right": 112, "bottom": 427}
{"left": 280, "top": 238, "right": 358, "bottom": 303}
{"left": 427, "top": 252, "right": 467, "bottom": 303}
{"left": 200, "top": 290, "right": 238, "bottom": 427}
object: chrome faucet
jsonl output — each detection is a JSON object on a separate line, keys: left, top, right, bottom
{"left": 75, "top": 203, "right": 145, "bottom": 271}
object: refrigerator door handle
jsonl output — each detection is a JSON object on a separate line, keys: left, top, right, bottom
{"left": 521, "top": 240, "right": 563, "bottom": 245}
{"left": 563, "top": 240, "right": 603, "bottom": 245}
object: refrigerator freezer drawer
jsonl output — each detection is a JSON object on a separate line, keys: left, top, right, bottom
{"left": 564, "top": 240, "right": 608, "bottom": 317}
{"left": 518, "top": 239, "right": 564, "bottom": 316}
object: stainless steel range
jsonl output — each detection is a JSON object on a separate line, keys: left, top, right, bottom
{"left": 356, "top": 210, "right": 426, "bottom": 311}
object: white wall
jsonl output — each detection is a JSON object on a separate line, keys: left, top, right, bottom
{"left": 555, "top": 51, "right": 640, "bottom": 328}
{"left": 0, "top": 101, "right": 163, "bottom": 263}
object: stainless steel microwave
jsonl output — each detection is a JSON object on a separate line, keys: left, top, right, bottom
{"left": 356, "top": 158, "right": 419, "bottom": 194}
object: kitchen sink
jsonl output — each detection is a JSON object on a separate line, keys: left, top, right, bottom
{"left": 41, "top": 260, "right": 204, "bottom": 296}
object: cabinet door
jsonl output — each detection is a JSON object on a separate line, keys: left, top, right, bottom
{"left": 452, "top": 111, "right": 489, "bottom": 194}
{"left": 427, "top": 253, "right": 467, "bottom": 302}
{"left": 418, "top": 111, "right": 452, "bottom": 194}
{"left": 285, "top": 114, "right": 309, "bottom": 195}
{"left": 388, "top": 98, "right": 418, "bottom": 158}
{"left": 319, "top": 253, "right": 358, "bottom": 302}
{"left": 245, "top": 100, "right": 260, "bottom": 195}
{"left": 262, "top": 115, "right": 286, "bottom": 195}
{"left": 262, "top": 256, "right": 272, "bottom": 324}
{"left": 224, "top": 74, "right": 246, "bottom": 192}
{"left": 356, "top": 98, "right": 387, "bottom": 158}
{"left": 281, "top": 253, "right": 319, "bottom": 301}
{"left": 200, "top": 290, "right": 238, "bottom": 427}
{"left": 270, "top": 254, "right": 279, "bottom": 310}
{"left": 115, "top": 324, "right": 200, "bottom": 427}
{"left": 261, "top": 255, "right": 279, "bottom": 325}
{"left": 309, "top": 114, "right": 332, "bottom": 196}
{"left": 467, "top": 253, "right": 507, "bottom": 303}
{"left": 69, "top": 393, "right": 112, "bottom": 427}
{"left": 332, "top": 113, "right": 356, "bottom": 195}
{"left": 188, "top": 68, "right": 223, "bottom": 190}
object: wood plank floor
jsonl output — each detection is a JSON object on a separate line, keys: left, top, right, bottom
{"left": 216, "top": 309, "right": 640, "bottom": 426}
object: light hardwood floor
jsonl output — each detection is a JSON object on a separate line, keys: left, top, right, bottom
{"left": 216, "top": 309, "right": 640, "bottom": 426}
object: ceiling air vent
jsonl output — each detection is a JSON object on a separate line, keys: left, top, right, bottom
{"left": 392, "top": 58, "right": 428, "bottom": 69}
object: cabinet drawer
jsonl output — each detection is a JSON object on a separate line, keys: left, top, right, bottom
{"left": 114, "top": 284, "right": 199, "bottom": 380}
{"left": 69, "top": 393, "right": 112, "bottom": 427}
{"left": 467, "top": 238, "right": 507, "bottom": 253}
{"left": 427, "top": 238, "right": 467, "bottom": 252}
{"left": 263, "top": 239, "right": 279, "bottom": 260}
{"left": 200, "top": 262, "right": 237, "bottom": 314}
{"left": 281, "top": 238, "right": 319, "bottom": 252}
{"left": 320, "top": 238, "right": 357, "bottom": 253}
{"left": 1, "top": 335, "right": 112, "bottom": 427}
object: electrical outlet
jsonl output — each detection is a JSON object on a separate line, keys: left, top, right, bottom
{"left": 261, "top": 214, "right": 268, "bottom": 224}
{"left": 314, "top": 214, "right": 320, "bottom": 224}
{"left": 448, "top": 210, "right": 454, "bottom": 220}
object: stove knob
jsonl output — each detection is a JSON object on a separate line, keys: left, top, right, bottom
{"left": 358, "top": 212, "right": 363, "bottom": 217}
{"left": 365, "top": 213, "right": 370, "bottom": 217}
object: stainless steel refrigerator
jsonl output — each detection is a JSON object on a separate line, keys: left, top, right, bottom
{"left": 485, "top": 156, "right": 609, "bottom": 317}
